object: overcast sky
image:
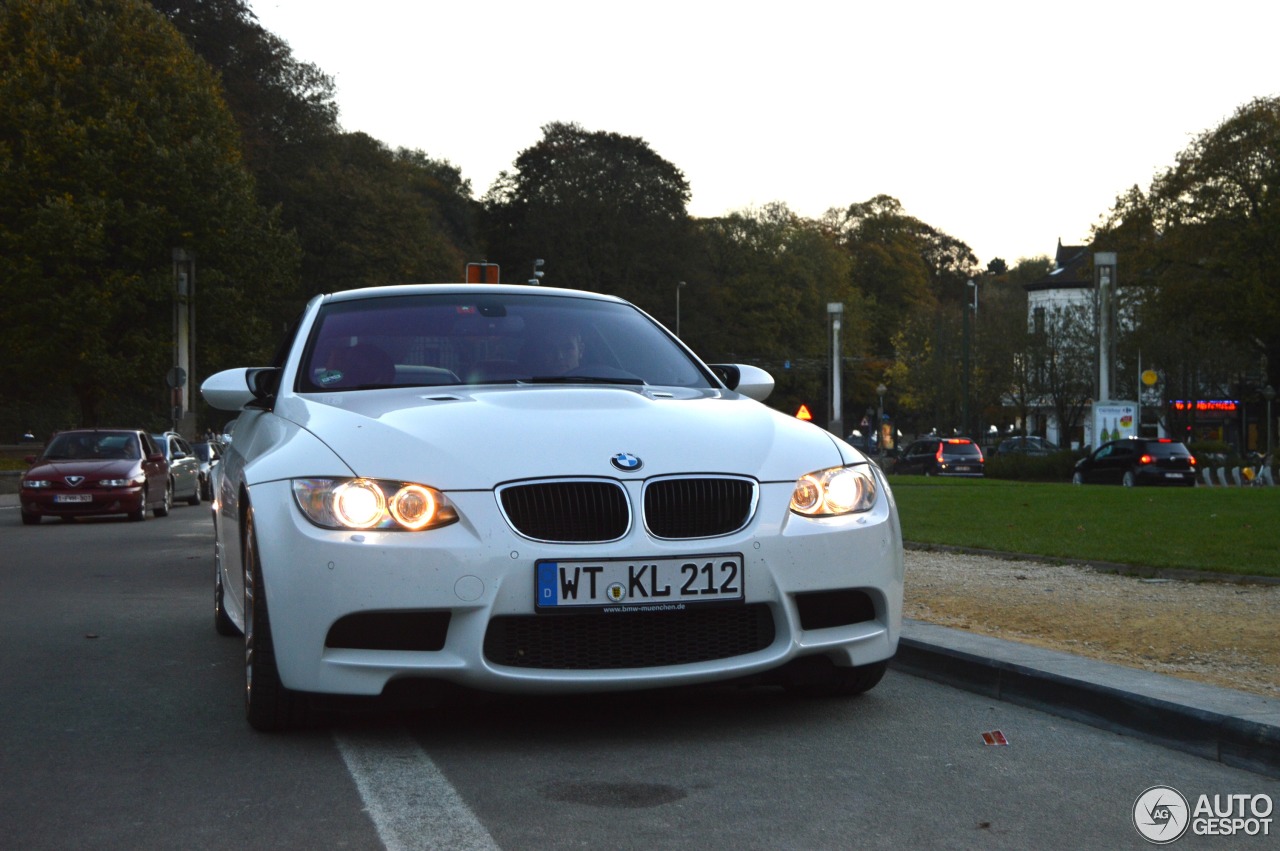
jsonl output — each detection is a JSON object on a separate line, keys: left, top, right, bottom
{"left": 249, "top": 0, "right": 1277, "bottom": 266}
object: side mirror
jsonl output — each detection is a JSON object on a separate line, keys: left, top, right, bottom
{"left": 709, "top": 363, "right": 774, "bottom": 402}
{"left": 202, "top": 368, "right": 281, "bottom": 411}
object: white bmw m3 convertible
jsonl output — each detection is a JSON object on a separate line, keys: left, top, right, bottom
{"left": 202, "top": 284, "right": 903, "bottom": 730}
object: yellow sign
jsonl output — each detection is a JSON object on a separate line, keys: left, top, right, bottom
{"left": 795, "top": 404, "right": 813, "bottom": 421}
{"left": 1142, "top": 369, "right": 1159, "bottom": 386}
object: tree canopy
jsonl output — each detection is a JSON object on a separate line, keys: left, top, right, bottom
{"left": 0, "top": 0, "right": 298, "bottom": 426}
{"left": 1095, "top": 95, "right": 1280, "bottom": 422}
{"left": 482, "top": 122, "right": 696, "bottom": 317}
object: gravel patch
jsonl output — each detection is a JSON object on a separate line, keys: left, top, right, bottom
{"left": 904, "top": 549, "right": 1280, "bottom": 698}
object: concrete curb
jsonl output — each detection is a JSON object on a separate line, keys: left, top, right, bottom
{"left": 894, "top": 619, "right": 1280, "bottom": 779}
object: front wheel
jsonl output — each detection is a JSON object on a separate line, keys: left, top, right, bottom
{"left": 1071, "top": 472, "right": 1084, "bottom": 486}
{"left": 154, "top": 480, "right": 172, "bottom": 517}
{"left": 21, "top": 511, "right": 41, "bottom": 525}
{"left": 243, "top": 508, "right": 306, "bottom": 731}
{"left": 1122, "top": 470, "right": 1137, "bottom": 487}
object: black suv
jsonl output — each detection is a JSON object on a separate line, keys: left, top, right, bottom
{"left": 1072, "top": 438, "right": 1197, "bottom": 487}
{"left": 894, "top": 437, "right": 984, "bottom": 477}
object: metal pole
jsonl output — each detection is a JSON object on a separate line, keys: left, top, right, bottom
{"left": 962, "top": 282, "right": 971, "bottom": 436}
{"left": 877, "top": 383, "right": 887, "bottom": 456}
{"left": 676, "top": 281, "right": 686, "bottom": 337}
{"left": 1095, "top": 253, "right": 1117, "bottom": 403}
{"left": 827, "top": 303, "right": 844, "bottom": 437}
{"left": 1263, "top": 385, "right": 1276, "bottom": 458}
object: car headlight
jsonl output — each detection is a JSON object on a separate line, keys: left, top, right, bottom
{"left": 790, "top": 465, "right": 877, "bottom": 516}
{"left": 292, "top": 478, "right": 458, "bottom": 531}
{"left": 23, "top": 479, "right": 52, "bottom": 488}
{"left": 100, "top": 476, "right": 146, "bottom": 488}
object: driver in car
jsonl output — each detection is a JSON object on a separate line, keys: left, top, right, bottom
{"left": 528, "top": 323, "right": 584, "bottom": 375}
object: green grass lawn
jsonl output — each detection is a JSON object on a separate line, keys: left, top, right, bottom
{"left": 887, "top": 476, "right": 1280, "bottom": 578}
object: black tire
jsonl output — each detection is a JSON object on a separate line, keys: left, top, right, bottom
{"left": 188, "top": 482, "right": 202, "bottom": 507}
{"left": 154, "top": 481, "right": 172, "bottom": 517}
{"left": 243, "top": 508, "right": 306, "bottom": 731}
{"left": 21, "top": 511, "right": 41, "bottom": 525}
{"left": 1122, "top": 470, "right": 1137, "bottom": 488}
{"left": 214, "top": 561, "right": 239, "bottom": 637}
{"left": 1071, "top": 472, "right": 1084, "bottom": 486}
{"left": 786, "top": 659, "right": 889, "bottom": 698}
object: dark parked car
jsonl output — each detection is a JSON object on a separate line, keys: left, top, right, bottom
{"left": 893, "top": 436, "right": 984, "bottom": 477}
{"left": 1072, "top": 438, "right": 1197, "bottom": 487}
{"left": 20, "top": 429, "right": 171, "bottom": 523}
{"left": 995, "top": 436, "right": 1060, "bottom": 456}
{"left": 152, "top": 431, "right": 202, "bottom": 506}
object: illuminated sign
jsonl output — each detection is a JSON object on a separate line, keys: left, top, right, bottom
{"left": 1171, "top": 400, "right": 1238, "bottom": 413}
{"left": 795, "top": 404, "right": 813, "bottom": 421}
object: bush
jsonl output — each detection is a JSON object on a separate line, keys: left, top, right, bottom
{"left": 984, "top": 450, "right": 1081, "bottom": 482}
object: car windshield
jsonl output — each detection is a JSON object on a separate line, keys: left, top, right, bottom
{"left": 297, "top": 292, "right": 714, "bottom": 392}
{"left": 43, "top": 432, "right": 139, "bottom": 460}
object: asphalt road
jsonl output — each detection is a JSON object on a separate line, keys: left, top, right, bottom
{"left": 2, "top": 500, "right": 1277, "bottom": 850}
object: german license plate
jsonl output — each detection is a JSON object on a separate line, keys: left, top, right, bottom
{"left": 954, "top": 466, "right": 972, "bottom": 472}
{"left": 537, "top": 554, "right": 744, "bottom": 611}
{"left": 54, "top": 493, "right": 92, "bottom": 503}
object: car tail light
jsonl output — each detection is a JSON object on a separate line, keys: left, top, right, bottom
{"left": 935, "top": 444, "right": 945, "bottom": 462}
{"left": 1138, "top": 453, "right": 1154, "bottom": 465}
{"left": 1188, "top": 454, "right": 1197, "bottom": 466}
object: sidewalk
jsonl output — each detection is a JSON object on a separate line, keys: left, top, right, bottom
{"left": 895, "top": 619, "right": 1280, "bottom": 778}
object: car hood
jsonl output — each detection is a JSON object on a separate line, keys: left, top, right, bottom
{"left": 24, "top": 459, "right": 143, "bottom": 481}
{"left": 273, "top": 386, "right": 850, "bottom": 488}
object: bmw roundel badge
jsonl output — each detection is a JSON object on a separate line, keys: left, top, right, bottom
{"left": 610, "top": 452, "right": 643, "bottom": 472}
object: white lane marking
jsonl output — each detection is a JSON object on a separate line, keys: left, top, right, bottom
{"left": 335, "top": 729, "right": 500, "bottom": 851}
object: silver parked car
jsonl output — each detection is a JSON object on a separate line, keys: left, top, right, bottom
{"left": 152, "top": 432, "right": 202, "bottom": 506}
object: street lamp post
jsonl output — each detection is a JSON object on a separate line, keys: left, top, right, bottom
{"left": 962, "top": 280, "right": 975, "bottom": 436}
{"left": 676, "top": 281, "right": 686, "bottom": 337}
{"left": 1263, "top": 385, "right": 1276, "bottom": 459}
{"left": 876, "top": 382, "right": 887, "bottom": 455}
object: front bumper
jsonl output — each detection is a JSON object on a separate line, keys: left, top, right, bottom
{"left": 21, "top": 487, "right": 145, "bottom": 518}
{"left": 248, "top": 474, "right": 904, "bottom": 697}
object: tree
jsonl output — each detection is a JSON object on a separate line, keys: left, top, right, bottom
{"left": 150, "top": 0, "right": 340, "bottom": 187}
{"left": 280, "top": 132, "right": 476, "bottom": 296}
{"left": 827, "top": 196, "right": 980, "bottom": 434}
{"left": 1096, "top": 96, "right": 1280, "bottom": 396}
{"left": 983, "top": 257, "right": 1052, "bottom": 438}
{"left": 156, "top": 2, "right": 480, "bottom": 297}
{"left": 0, "top": 0, "right": 299, "bottom": 428}
{"left": 964, "top": 260, "right": 1047, "bottom": 439}
{"left": 694, "top": 204, "right": 870, "bottom": 420}
{"left": 1028, "top": 302, "right": 1096, "bottom": 446}
{"left": 482, "top": 122, "right": 696, "bottom": 318}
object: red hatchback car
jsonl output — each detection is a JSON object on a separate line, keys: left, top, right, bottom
{"left": 20, "top": 429, "right": 171, "bottom": 524}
